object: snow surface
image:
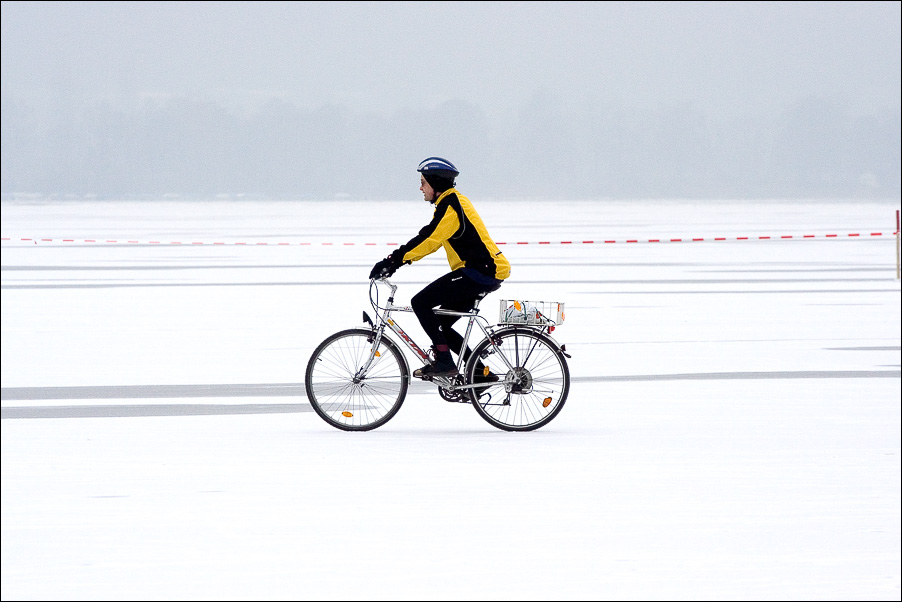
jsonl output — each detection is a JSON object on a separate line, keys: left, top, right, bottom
{"left": 2, "top": 198, "right": 900, "bottom": 600}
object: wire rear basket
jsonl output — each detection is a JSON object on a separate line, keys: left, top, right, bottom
{"left": 499, "top": 299, "right": 565, "bottom": 327}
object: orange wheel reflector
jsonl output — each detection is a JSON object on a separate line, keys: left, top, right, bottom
{"left": 542, "top": 397, "right": 552, "bottom": 408}
{"left": 483, "top": 366, "right": 490, "bottom": 377}
{"left": 374, "top": 350, "right": 381, "bottom": 357}
{"left": 341, "top": 411, "right": 353, "bottom": 418}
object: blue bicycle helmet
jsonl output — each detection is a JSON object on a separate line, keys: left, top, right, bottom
{"left": 417, "top": 157, "right": 459, "bottom": 181}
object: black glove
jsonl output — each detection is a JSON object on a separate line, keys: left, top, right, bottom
{"left": 369, "top": 257, "right": 394, "bottom": 279}
{"left": 370, "top": 249, "right": 408, "bottom": 279}
{"left": 368, "top": 250, "right": 401, "bottom": 279}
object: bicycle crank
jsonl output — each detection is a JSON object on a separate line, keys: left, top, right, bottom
{"left": 438, "top": 375, "right": 469, "bottom": 403}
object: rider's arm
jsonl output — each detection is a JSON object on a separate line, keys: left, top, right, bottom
{"left": 395, "top": 202, "right": 461, "bottom": 264}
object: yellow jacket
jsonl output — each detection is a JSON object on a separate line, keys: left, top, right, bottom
{"left": 396, "top": 189, "right": 510, "bottom": 280}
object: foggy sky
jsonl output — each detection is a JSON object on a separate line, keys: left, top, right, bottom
{"left": 2, "top": 1, "right": 900, "bottom": 200}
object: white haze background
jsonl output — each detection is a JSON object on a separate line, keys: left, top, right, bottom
{"left": 1, "top": 1, "right": 900, "bottom": 199}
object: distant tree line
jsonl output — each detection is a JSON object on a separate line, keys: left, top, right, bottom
{"left": 1, "top": 94, "right": 899, "bottom": 200}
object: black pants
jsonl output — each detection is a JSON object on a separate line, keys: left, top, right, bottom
{"left": 411, "top": 271, "right": 501, "bottom": 360}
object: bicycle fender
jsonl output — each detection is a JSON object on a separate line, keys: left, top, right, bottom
{"left": 490, "top": 325, "right": 570, "bottom": 356}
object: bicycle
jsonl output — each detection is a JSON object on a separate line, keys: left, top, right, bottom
{"left": 304, "top": 277, "right": 571, "bottom": 431}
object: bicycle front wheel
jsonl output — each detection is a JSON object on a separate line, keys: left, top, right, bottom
{"left": 466, "top": 328, "right": 569, "bottom": 431}
{"left": 305, "top": 328, "right": 409, "bottom": 431}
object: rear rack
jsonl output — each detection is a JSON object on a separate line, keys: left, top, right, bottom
{"left": 499, "top": 299, "right": 565, "bottom": 327}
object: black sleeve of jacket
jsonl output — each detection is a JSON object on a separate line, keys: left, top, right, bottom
{"left": 392, "top": 197, "right": 462, "bottom": 264}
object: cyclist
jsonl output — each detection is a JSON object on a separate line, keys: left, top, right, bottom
{"left": 369, "top": 157, "right": 510, "bottom": 380}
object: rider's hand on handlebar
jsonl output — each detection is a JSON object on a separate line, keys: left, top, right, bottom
{"left": 369, "top": 256, "right": 397, "bottom": 279}
{"left": 369, "top": 249, "right": 408, "bottom": 279}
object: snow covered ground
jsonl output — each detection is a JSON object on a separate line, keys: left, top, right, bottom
{"left": 2, "top": 197, "right": 900, "bottom": 600}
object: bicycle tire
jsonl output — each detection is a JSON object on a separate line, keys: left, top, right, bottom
{"left": 465, "top": 327, "right": 570, "bottom": 431}
{"left": 305, "top": 328, "right": 409, "bottom": 431}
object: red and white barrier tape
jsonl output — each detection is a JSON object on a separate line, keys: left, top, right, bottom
{"left": 1, "top": 232, "right": 898, "bottom": 246}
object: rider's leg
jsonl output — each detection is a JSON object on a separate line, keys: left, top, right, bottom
{"left": 411, "top": 273, "right": 464, "bottom": 375}
{"left": 438, "top": 277, "right": 502, "bottom": 370}
{"left": 411, "top": 271, "right": 498, "bottom": 377}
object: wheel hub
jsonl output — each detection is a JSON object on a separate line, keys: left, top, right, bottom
{"left": 504, "top": 367, "right": 533, "bottom": 394}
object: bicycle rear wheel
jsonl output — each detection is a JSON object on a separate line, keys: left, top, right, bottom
{"left": 305, "top": 328, "right": 409, "bottom": 431}
{"left": 465, "top": 328, "right": 569, "bottom": 431}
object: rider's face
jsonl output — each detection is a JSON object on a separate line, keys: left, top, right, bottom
{"left": 420, "top": 175, "right": 435, "bottom": 202}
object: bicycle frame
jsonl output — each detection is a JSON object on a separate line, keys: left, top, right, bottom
{"left": 359, "top": 278, "right": 515, "bottom": 388}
